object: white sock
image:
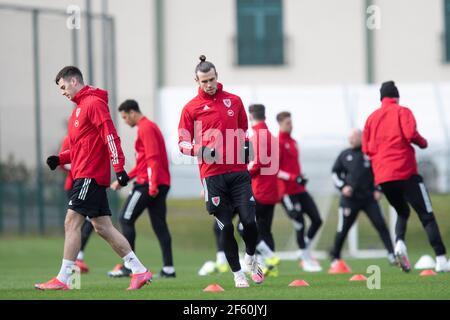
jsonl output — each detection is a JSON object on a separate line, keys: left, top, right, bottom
{"left": 233, "top": 269, "right": 245, "bottom": 279}
{"left": 122, "top": 251, "right": 146, "bottom": 274}
{"left": 244, "top": 253, "right": 254, "bottom": 265}
{"left": 163, "top": 266, "right": 175, "bottom": 274}
{"left": 304, "top": 237, "right": 311, "bottom": 249}
{"left": 256, "top": 241, "right": 274, "bottom": 259}
{"left": 436, "top": 255, "right": 447, "bottom": 265}
{"left": 56, "top": 259, "right": 75, "bottom": 284}
{"left": 76, "top": 251, "right": 84, "bottom": 261}
{"left": 216, "top": 251, "right": 227, "bottom": 265}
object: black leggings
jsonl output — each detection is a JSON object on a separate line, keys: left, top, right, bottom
{"left": 330, "top": 198, "right": 394, "bottom": 259}
{"left": 119, "top": 184, "right": 174, "bottom": 267}
{"left": 281, "top": 191, "right": 322, "bottom": 249}
{"left": 255, "top": 202, "right": 275, "bottom": 251}
{"left": 380, "top": 175, "right": 446, "bottom": 256}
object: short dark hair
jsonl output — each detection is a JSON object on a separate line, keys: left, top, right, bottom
{"left": 118, "top": 99, "right": 141, "bottom": 113}
{"left": 276, "top": 111, "right": 291, "bottom": 123}
{"left": 248, "top": 104, "right": 266, "bottom": 121}
{"left": 55, "top": 66, "right": 84, "bottom": 85}
{"left": 195, "top": 55, "right": 216, "bottom": 76}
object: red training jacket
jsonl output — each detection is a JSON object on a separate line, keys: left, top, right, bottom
{"left": 128, "top": 116, "right": 171, "bottom": 195}
{"left": 362, "top": 97, "right": 427, "bottom": 185}
{"left": 248, "top": 122, "right": 279, "bottom": 205}
{"left": 178, "top": 83, "right": 248, "bottom": 180}
{"left": 277, "top": 131, "right": 306, "bottom": 196}
{"left": 59, "top": 86, "right": 125, "bottom": 186}
{"left": 59, "top": 135, "right": 73, "bottom": 191}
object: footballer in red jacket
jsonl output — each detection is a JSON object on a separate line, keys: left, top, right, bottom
{"left": 276, "top": 111, "right": 323, "bottom": 272}
{"left": 108, "top": 99, "right": 175, "bottom": 279}
{"left": 247, "top": 104, "right": 281, "bottom": 271}
{"left": 36, "top": 66, "right": 152, "bottom": 291}
{"left": 362, "top": 81, "right": 448, "bottom": 273}
{"left": 178, "top": 56, "right": 264, "bottom": 287}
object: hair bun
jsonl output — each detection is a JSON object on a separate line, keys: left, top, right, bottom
{"left": 199, "top": 55, "right": 206, "bottom": 62}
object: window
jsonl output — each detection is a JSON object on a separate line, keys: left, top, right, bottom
{"left": 445, "top": 0, "right": 450, "bottom": 61}
{"left": 237, "top": 0, "right": 284, "bottom": 65}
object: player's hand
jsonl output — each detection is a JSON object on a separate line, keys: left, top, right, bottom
{"left": 373, "top": 190, "right": 382, "bottom": 201}
{"left": 296, "top": 175, "right": 308, "bottom": 186}
{"left": 149, "top": 186, "right": 159, "bottom": 198}
{"left": 342, "top": 185, "right": 353, "bottom": 197}
{"left": 116, "top": 171, "right": 130, "bottom": 187}
{"left": 46, "top": 155, "right": 60, "bottom": 170}
{"left": 198, "top": 146, "right": 216, "bottom": 162}
{"left": 110, "top": 180, "right": 121, "bottom": 191}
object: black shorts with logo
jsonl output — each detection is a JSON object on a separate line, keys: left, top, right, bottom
{"left": 202, "top": 170, "right": 255, "bottom": 215}
{"left": 68, "top": 178, "right": 111, "bottom": 218}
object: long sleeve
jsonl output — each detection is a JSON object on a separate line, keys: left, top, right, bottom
{"left": 399, "top": 108, "right": 428, "bottom": 149}
{"left": 58, "top": 136, "right": 71, "bottom": 170}
{"left": 141, "top": 125, "right": 160, "bottom": 193}
{"left": 89, "top": 101, "right": 125, "bottom": 172}
{"left": 277, "top": 143, "right": 297, "bottom": 181}
{"left": 331, "top": 153, "right": 346, "bottom": 190}
{"left": 178, "top": 107, "right": 202, "bottom": 157}
{"left": 362, "top": 121, "right": 372, "bottom": 156}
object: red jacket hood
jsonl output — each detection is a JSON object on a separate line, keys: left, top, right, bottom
{"left": 72, "top": 85, "right": 109, "bottom": 105}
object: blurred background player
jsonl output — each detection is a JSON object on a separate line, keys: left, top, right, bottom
{"left": 178, "top": 55, "right": 264, "bottom": 288}
{"left": 35, "top": 66, "right": 152, "bottom": 291}
{"left": 363, "top": 81, "right": 449, "bottom": 273}
{"left": 330, "top": 128, "right": 395, "bottom": 267}
{"left": 276, "top": 111, "right": 323, "bottom": 272}
{"left": 247, "top": 104, "right": 281, "bottom": 275}
{"left": 108, "top": 99, "right": 175, "bottom": 279}
{"left": 59, "top": 134, "right": 93, "bottom": 274}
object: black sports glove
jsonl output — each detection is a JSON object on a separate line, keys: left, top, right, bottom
{"left": 243, "top": 140, "right": 254, "bottom": 164}
{"left": 46, "top": 155, "right": 60, "bottom": 171}
{"left": 296, "top": 175, "right": 308, "bottom": 186}
{"left": 116, "top": 171, "right": 130, "bottom": 187}
{"left": 198, "top": 146, "right": 216, "bottom": 162}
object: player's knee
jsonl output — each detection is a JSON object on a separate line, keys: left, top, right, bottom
{"left": 92, "top": 223, "right": 109, "bottom": 238}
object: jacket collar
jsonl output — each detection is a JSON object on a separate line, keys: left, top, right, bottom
{"left": 198, "top": 82, "right": 223, "bottom": 100}
{"left": 381, "top": 97, "right": 398, "bottom": 107}
{"left": 71, "top": 85, "right": 90, "bottom": 105}
{"left": 252, "top": 121, "right": 268, "bottom": 131}
{"left": 279, "top": 131, "right": 291, "bottom": 139}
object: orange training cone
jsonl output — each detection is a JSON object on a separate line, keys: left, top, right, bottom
{"left": 203, "top": 284, "right": 225, "bottom": 292}
{"left": 328, "top": 260, "right": 352, "bottom": 274}
{"left": 349, "top": 274, "right": 367, "bottom": 281}
{"left": 420, "top": 269, "right": 437, "bottom": 276}
{"left": 288, "top": 279, "right": 309, "bottom": 287}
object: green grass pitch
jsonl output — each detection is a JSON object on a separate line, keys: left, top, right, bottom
{"left": 0, "top": 196, "right": 449, "bottom": 300}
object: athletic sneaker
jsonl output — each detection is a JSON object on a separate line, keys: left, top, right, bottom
{"left": 387, "top": 253, "right": 396, "bottom": 266}
{"left": 215, "top": 262, "right": 229, "bottom": 273}
{"left": 246, "top": 257, "right": 264, "bottom": 284}
{"left": 75, "top": 259, "right": 89, "bottom": 273}
{"left": 108, "top": 263, "right": 132, "bottom": 278}
{"left": 127, "top": 270, "right": 153, "bottom": 290}
{"left": 435, "top": 256, "right": 450, "bottom": 273}
{"left": 265, "top": 255, "right": 281, "bottom": 268}
{"left": 300, "top": 259, "right": 322, "bottom": 272}
{"left": 34, "top": 277, "right": 69, "bottom": 291}
{"left": 234, "top": 271, "right": 249, "bottom": 288}
{"left": 155, "top": 269, "right": 176, "bottom": 278}
{"left": 394, "top": 240, "right": 411, "bottom": 273}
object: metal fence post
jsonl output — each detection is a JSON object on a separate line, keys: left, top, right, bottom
{"left": 32, "top": 9, "right": 45, "bottom": 234}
